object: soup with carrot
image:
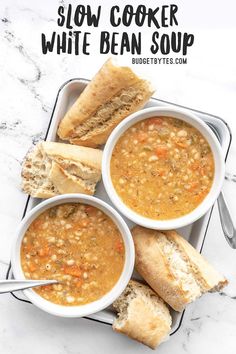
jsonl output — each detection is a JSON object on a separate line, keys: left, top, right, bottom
{"left": 110, "top": 117, "right": 214, "bottom": 220}
{"left": 21, "top": 203, "right": 125, "bottom": 306}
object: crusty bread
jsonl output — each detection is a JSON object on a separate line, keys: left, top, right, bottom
{"left": 113, "top": 280, "right": 172, "bottom": 350}
{"left": 21, "top": 142, "right": 102, "bottom": 198}
{"left": 57, "top": 59, "right": 154, "bottom": 147}
{"left": 132, "top": 226, "right": 228, "bottom": 312}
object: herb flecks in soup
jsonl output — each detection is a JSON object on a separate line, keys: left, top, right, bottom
{"left": 21, "top": 203, "right": 125, "bottom": 306}
{"left": 110, "top": 117, "right": 214, "bottom": 220}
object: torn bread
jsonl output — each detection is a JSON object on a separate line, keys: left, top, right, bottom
{"left": 21, "top": 141, "right": 102, "bottom": 198}
{"left": 112, "top": 280, "right": 171, "bottom": 350}
{"left": 132, "top": 227, "right": 228, "bottom": 312}
{"left": 57, "top": 58, "right": 154, "bottom": 147}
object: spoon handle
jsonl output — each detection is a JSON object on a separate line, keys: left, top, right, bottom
{"left": 217, "top": 191, "right": 236, "bottom": 248}
{"left": 0, "top": 280, "right": 58, "bottom": 294}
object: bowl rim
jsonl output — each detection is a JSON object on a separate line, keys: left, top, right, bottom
{"left": 11, "top": 194, "right": 135, "bottom": 317}
{"left": 102, "top": 106, "right": 225, "bottom": 229}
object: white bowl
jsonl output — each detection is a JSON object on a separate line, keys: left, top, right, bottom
{"left": 102, "top": 107, "right": 225, "bottom": 230}
{"left": 11, "top": 194, "right": 134, "bottom": 317}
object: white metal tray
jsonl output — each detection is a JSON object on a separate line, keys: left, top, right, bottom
{"left": 6, "top": 78, "right": 232, "bottom": 335}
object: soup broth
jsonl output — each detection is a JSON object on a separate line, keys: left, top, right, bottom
{"left": 21, "top": 203, "right": 125, "bottom": 306}
{"left": 110, "top": 117, "right": 214, "bottom": 220}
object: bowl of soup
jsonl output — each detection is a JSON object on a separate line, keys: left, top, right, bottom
{"left": 11, "top": 194, "right": 134, "bottom": 317}
{"left": 102, "top": 107, "right": 225, "bottom": 229}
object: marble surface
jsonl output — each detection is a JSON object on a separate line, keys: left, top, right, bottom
{"left": 0, "top": 0, "right": 236, "bottom": 353}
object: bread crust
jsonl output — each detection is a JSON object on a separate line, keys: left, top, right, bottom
{"left": 132, "top": 227, "right": 189, "bottom": 311}
{"left": 41, "top": 141, "right": 102, "bottom": 170}
{"left": 112, "top": 280, "right": 171, "bottom": 349}
{"left": 21, "top": 142, "right": 102, "bottom": 198}
{"left": 132, "top": 226, "right": 228, "bottom": 312}
{"left": 57, "top": 59, "right": 154, "bottom": 147}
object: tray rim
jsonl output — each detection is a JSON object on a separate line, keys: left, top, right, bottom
{"left": 6, "top": 78, "right": 232, "bottom": 335}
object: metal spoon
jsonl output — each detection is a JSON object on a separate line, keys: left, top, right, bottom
{"left": 0, "top": 279, "right": 58, "bottom": 294}
{"left": 217, "top": 191, "right": 236, "bottom": 248}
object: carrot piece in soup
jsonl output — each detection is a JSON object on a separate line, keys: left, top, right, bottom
{"left": 155, "top": 145, "right": 168, "bottom": 158}
{"left": 158, "top": 169, "right": 165, "bottom": 176}
{"left": 28, "top": 263, "right": 37, "bottom": 272}
{"left": 115, "top": 241, "right": 124, "bottom": 253}
{"left": 31, "top": 218, "right": 43, "bottom": 231}
{"left": 188, "top": 182, "right": 199, "bottom": 192}
{"left": 137, "top": 132, "right": 148, "bottom": 142}
{"left": 146, "top": 117, "right": 163, "bottom": 126}
{"left": 42, "top": 284, "right": 53, "bottom": 292}
{"left": 85, "top": 205, "right": 94, "bottom": 213}
{"left": 63, "top": 265, "right": 82, "bottom": 277}
{"left": 75, "top": 279, "right": 83, "bottom": 288}
{"left": 38, "top": 246, "right": 50, "bottom": 257}
{"left": 194, "top": 190, "right": 207, "bottom": 202}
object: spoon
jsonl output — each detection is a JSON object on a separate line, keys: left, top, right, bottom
{"left": 0, "top": 279, "right": 58, "bottom": 294}
{"left": 217, "top": 191, "right": 236, "bottom": 248}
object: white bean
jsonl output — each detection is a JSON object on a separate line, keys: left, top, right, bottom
{"left": 177, "top": 130, "right": 187, "bottom": 137}
{"left": 119, "top": 178, "right": 125, "bottom": 185}
{"left": 53, "top": 284, "right": 62, "bottom": 291}
{"left": 48, "top": 236, "right": 56, "bottom": 243}
{"left": 139, "top": 152, "right": 146, "bottom": 157}
{"left": 42, "top": 222, "right": 49, "bottom": 229}
{"left": 67, "top": 259, "right": 75, "bottom": 266}
{"left": 57, "top": 249, "right": 66, "bottom": 255}
{"left": 148, "top": 155, "right": 158, "bottom": 162}
{"left": 66, "top": 296, "right": 75, "bottom": 303}
{"left": 148, "top": 124, "right": 154, "bottom": 131}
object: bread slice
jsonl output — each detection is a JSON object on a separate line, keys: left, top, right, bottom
{"left": 112, "top": 280, "right": 172, "bottom": 350}
{"left": 132, "top": 226, "right": 228, "bottom": 312}
{"left": 21, "top": 141, "right": 102, "bottom": 198}
{"left": 57, "top": 59, "right": 154, "bottom": 147}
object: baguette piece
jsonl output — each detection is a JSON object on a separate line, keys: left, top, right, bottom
{"left": 57, "top": 59, "right": 154, "bottom": 147}
{"left": 21, "top": 141, "right": 102, "bottom": 198}
{"left": 113, "top": 280, "right": 172, "bottom": 350}
{"left": 132, "top": 226, "right": 228, "bottom": 312}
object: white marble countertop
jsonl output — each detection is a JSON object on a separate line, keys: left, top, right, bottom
{"left": 0, "top": 0, "right": 236, "bottom": 353}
